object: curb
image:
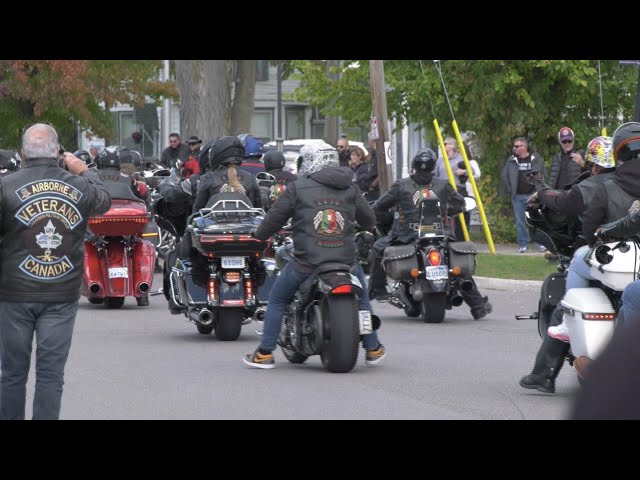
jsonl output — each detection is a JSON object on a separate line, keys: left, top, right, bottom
{"left": 474, "top": 276, "right": 542, "bottom": 291}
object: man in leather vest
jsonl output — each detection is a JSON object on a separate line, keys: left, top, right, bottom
{"left": 96, "top": 146, "right": 148, "bottom": 202}
{"left": 0, "top": 124, "right": 111, "bottom": 419}
{"left": 520, "top": 124, "right": 640, "bottom": 393}
{"left": 368, "top": 148, "right": 492, "bottom": 320}
{"left": 242, "top": 142, "right": 386, "bottom": 369}
{"left": 519, "top": 136, "right": 616, "bottom": 394}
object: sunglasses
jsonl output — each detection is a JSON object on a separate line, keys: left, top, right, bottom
{"left": 561, "top": 140, "right": 574, "bottom": 144}
{"left": 513, "top": 144, "right": 525, "bottom": 148}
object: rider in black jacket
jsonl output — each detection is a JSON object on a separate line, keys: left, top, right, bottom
{"left": 369, "top": 148, "right": 492, "bottom": 320}
{"left": 242, "top": 142, "right": 386, "bottom": 369}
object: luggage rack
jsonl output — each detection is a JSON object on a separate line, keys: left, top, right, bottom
{"left": 198, "top": 199, "right": 266, "bottom": 222}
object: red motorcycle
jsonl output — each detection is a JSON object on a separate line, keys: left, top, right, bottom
{"left": 82, "top": 198, "right": 157, "bottom": 308}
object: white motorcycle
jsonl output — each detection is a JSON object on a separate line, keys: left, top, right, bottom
{"left": 561, "top": 237, "right": 640, "bottom": 380}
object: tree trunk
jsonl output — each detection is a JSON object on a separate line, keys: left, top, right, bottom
{"left": 175, "top": 60, "right": 230, "bottom": 142}
{"left": 230, "top": 60, "right": 257, "bottom": 135}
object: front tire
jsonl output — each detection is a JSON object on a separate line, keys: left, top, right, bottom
{"left": 88, "top": 297, "right": 104, "bottom": 305}
{"left": 320, "top": 296, "right": 360, "bottom": 373}
{"left": 197, "top": 323, "right": 214, "bottom": 335}
{"left": 105, "top": 297, "right": 125, "bottom": 309}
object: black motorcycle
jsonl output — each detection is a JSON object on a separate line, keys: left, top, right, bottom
{"left": 274, "top": 245, "right": 378, "bottom": 373}
{"left": 168, "top": 192, "right": 276, "bottom": 340}
{"left": 382, "top": 197, "right": 478, "bottom": 323}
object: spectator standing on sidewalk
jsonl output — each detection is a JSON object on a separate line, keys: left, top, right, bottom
{"left": 549, "top": 127, "right": 586, "bottom": 190}
{"left": 499, "top": 137, "right": 547, "bottom": 253}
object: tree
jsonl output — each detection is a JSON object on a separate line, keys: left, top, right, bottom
{"left": 0, "top": 60, "right": 177, "bottom": 149}
{"left": 230, "top": 60, "right": 257, "bottom": 135}
{"left": 175, "top": 60, "right": 231, "bottom": 142}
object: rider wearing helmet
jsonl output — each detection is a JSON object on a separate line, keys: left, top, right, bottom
{"left": 0, "top": 149, "right": 22, "bottom": 177}
{"left": 236, "top": 133, "right": 265, "bottom": 176}
{"left": 97, "top": 146, "right": 148, "bottom": 202}
{"left": 262, "top": 149, "right": 297, "bottom": 207}
{"left": 369, "top": 147, "right": 492, "bottom": 320}
{"left": 192, "top": 135, "right": 263, "bottom": 211}
{"left": 243, "top": 142, "right": 386, "bottom": 369}
{"left": 73, "top": 149, "right": 98, "bottom": 171}
{"left": 520, "top": 125, "right": 640, "bottom": 393}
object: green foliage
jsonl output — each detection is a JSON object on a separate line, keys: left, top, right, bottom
{"left": 291, "top": 59, "right": 637, "bottom": 180}
{"left": 475, "top": 253, "right": 558, "bottom": 281}
{"left": 0, "top": 60, "right": 178, "bottom": 150}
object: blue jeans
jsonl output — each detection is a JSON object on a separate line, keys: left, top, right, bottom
{"left": 0, "top": 301, "right": 78, "bottom": 420}
{"left": 259, "top": 262, "right": 379, "bottom": 353}
{"left": 619, "top": 281, "right": 640, "bottom": 329}
{"left": 511, "top": 194, "right": 530, "bottom": 248}
{"left": 566, "top": 245, "right": 594, "bottom": 291}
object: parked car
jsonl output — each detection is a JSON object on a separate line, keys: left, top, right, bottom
{"left": 263, "top": 139, "right": 368, "bottom": 174}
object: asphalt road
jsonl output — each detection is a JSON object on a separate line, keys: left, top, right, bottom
{"left": 20, "top": 274, "right": 579, "bottom": 419}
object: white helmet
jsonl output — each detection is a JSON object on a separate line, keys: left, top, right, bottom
{"left": 297, "top": 142, "right": 339, "bottom": 177}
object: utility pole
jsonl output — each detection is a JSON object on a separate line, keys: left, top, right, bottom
{"left": 369, "top": 60, "right": 392, "bottom": 192}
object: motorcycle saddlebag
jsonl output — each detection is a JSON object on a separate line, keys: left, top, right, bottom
{"left": 448, "top": 241, "right": 478, "bottom": 276}
{"left": 382, "top": 244, "right": 418, "bottom": 281}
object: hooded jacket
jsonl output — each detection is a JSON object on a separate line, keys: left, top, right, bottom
{"left": 254, "top": 166, "right": 374, "bottom": 272}
{"left": 0, "top": 158, "right": 111, "bottom": 302}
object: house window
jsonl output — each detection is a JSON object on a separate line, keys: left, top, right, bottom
{"left": 285, "top": 108, "right": 305, "bottom": 139}
{"left": 256, "top": 60, "right": 269, "bottom": 82}
{"left": 251, "top": 109, "right": 274, "bottom": 142}
{"left": 311, "top": 107, "right": 325, "bottom": 139}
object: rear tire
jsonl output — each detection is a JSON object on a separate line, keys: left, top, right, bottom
{"left": 214, "top": 308, "right": 243, "bottom": 341}
{"left": 320, "top": 296, "right": 360, "bottom": 373}
{"left": 421, "top": 292, "right": 446, "bottom": 323}
{"left": 105, "top": 297, "right": 125, "bottom": 309}
{"left": 88, "top": 298, "right": 104, "bottom": 305}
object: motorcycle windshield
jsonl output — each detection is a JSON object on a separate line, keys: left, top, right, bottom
{"left": 417, "top": 198, "right": 445, "bottom": 237}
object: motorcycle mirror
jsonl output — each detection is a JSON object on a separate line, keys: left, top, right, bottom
{"left": 464, "top": 197, "right": 477, "bottom": 212}
{"left": 594, "top": 244, "right": 613, "bottom": 265}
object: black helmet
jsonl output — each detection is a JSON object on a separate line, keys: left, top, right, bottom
{"left": 411, "top": 148, "right": 437, "bottom": 173}
{"left": 0, "top": 149, "right": 21, "bottom": 175}
{"left": 98, "top": 145, "right": 131, "bottom": 169}
{"left": 263, "top": 150, "right": 286, "bottom": 171}
{"left": 208, "top": 136, "right": 245, "bottom": 170}
{"left": 73, "top": 149, "right": 93, "bottom": 165}
{"left": 613, "top": 122, "right": 640, "bottom": 162}
{"left": 129, "top": 149, "right": 143, "bottom": 168}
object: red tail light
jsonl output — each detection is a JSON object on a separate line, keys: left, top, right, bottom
{"left": 427, "top": 249, "right": 441, "bottom": 266}
{"left": 331, "top": 285, "right": 353, "bottom": 295}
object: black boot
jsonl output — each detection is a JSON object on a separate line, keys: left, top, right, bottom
{"left": 368, "top": 252, "right": 388, "bottom": 300}
{"left": 519, "top": 333, "right": 570, "bottom": 393}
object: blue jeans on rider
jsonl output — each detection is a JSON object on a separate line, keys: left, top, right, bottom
{"left": 565, "top": 245, "right": 593, "bottom": 291}
{"left": 619, "top": 281, "right": 640, "bottom": 330}
{"left": 259, "top": 262, "right": 379, "bottom": 353}
{"left": 511, "top": 194, "right": 530, "bottom": 249}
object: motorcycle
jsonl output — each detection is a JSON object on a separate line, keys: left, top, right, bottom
{"left": 381, "top": 196, "right": 478, "bottom": 323}
{"left": 273, "top": 245, "right": 377, "bottom": 373}
{"left": 82, "top": 198, "right": 157, "bottom": 308}
{"left": 168, "top": 192, "right": 276, "bottom": 340}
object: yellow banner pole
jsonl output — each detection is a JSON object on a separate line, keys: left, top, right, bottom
{"left": 432, "top": 119, "right": 469, "bottom": 241}
{"left": 601, "top": 127, "right": 607, "bottom": 136}
{"left": 451, "top": 120, "right": 495, "bottom": 254}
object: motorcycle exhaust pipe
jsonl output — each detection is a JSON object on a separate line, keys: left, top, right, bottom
{"left": 89, "top": 283, "right": 101, "bottom": 294}
{"left": 451, "top": 294, "right": 464, "bottom": 307}
{"left": 253, "top": 308, "right": 266, "bottom": 322}
{"left": 460, "top": 280, "right": 474, "bottom": 291}
{"left": 198, "top": 308, "right": 214, "bottom": 325}
{"left": 138, "top": 282, "right": 150, "bottom": 293}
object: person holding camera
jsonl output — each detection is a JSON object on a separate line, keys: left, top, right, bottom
{"left": 0, "top": 124, "right": 111, "bottom": 419}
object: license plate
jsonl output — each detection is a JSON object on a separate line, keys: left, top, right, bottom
{"left": 359, "top": 310, "right": 373, "bottom": 335}
{"left": 108, "top": 267, "right": 129, "bottom": 279}
{"left": 425, "top": 265, "right": 448, "bottom": 280}
{"left": 221, "top": 256, "right": 246, "bottom": 269}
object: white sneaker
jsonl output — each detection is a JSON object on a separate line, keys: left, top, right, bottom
{"left": 547, "top": 321, "right": 570, "bottom": 342}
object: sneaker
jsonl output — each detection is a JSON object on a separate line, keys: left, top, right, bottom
{"left": 547, "top": 321, "right": 570, "bottom": 342}
{"left": 243, "top": 349, "right": 275, "bottom": 369}
{"left": 519, "top": 246, "right": 527, "bottom": 254}
{"left": 365, "top": 344, "right": 386, "bottom": 366}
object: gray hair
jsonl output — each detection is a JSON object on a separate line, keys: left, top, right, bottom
{"left": 297, "top": 142, "right": 339, "bottom": 177}
{"left": 22, "top": 123, "right": 58, "bottom": 159}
